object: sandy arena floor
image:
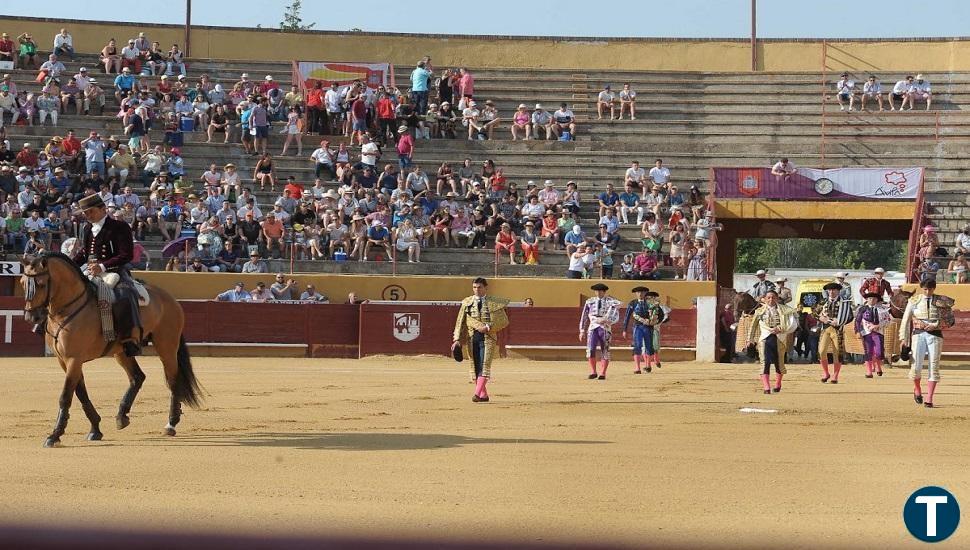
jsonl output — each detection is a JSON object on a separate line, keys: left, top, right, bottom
{"left": 0, "top": 355, "right": 968, "bottom": 548}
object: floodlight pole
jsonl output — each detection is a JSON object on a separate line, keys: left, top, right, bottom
{"left": 184, "top": 0, "right": 192, "bottom": 57}
{"left": 750, "top": 0, "right": 757, "bottom": 71}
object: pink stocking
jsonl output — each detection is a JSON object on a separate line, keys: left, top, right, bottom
{"left": 633, "top": 355, "right": 642, "bottom": 372}
{"left": 913, "top": 378, "right": 923, "bottom": 396}
{"left": 475, "top": 376, "right": 487, "bottom": 397}
{"left": 641, "top": 354, "right": 651, "bottom": 369}
{"left": 774, "top": 372, "right": 784, "bottom": 389}
{"left": 600, "top": 359, "right": 610, "bottom": 376}
{"left": 588, "top": 357, "right": 598, "bottom": 375}
{"left": 927, "top": 381, "right": 938, "bottom": 403}
{"left": 864, "top": 361, "right": 873, "bottom": 376}
{"left": 833, "top": 362, "right": 842, "bottom": 381}
{"left": 874, "top": 359, "right": 884, "bottom": 374}
{"left": 759, "top": 374, "right": 770, "bottom": 391}
{"left": 820, "top": 358, "right": 830, "bottom": 378}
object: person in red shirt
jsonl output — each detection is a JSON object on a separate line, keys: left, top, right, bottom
{"left": 490, "top": 168, "right": 508, "bottom": 197}
{"left": 376, "top": 92, "right": 397, "bottom": 145}
{"left": 494, "top": 223, "right": 517, "bottom": 265}
{"left": 305, "top": 81, "right": 325, "bottom": 135}
{"left": 0, "top": 33, "right": 14, "bottom": 65}
{"left": 259, "top": 75, "right": 279, "bottom": 95}
{"left": 396, "top": 126, "right": 414, "bottom": 170}
{"left": 350, "top": 96, "right": 368, "bottom": 146}
{"left": 61, "top": 129, "right": 82, "bottom": 173}
{"left": 16, "top": 143, "right": 38, "bottom": 169}
{"left": 283, "top": 176, "right": 304, "bottom": 199}
{"left": 859, "top": 267, "right": 893, "bottom": 301}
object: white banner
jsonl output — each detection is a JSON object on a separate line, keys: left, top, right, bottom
{"left": 296, "top": 61, "right": 391, "bottom": 91}
{"left": 796, "top": 167, "right": 923, "bottom": 199}
{"left": 0, "top": 261, "right": 23, "bottom": 277}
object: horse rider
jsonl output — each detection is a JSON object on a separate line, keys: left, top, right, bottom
{"left": 748, "top": 269, "right": 776, "bottom": 301}
{"left": 71, "top": 193, "right": 143, "bottom": 356}
{"left": 834, "top": 271, "right": 853, "bottom": 303}
{"left": 859, "top": 267, "right": 892, "bottom": 302}
{"left": 775, "top": 277, "right": 792, "bottom": 305}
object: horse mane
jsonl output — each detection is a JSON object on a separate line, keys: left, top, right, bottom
{"left": 34, "top": 252, "right": 97, "bottom": 300}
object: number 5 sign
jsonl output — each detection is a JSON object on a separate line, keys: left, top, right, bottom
{"left": 381, "top": 285, "right": 407, "bottom": 301}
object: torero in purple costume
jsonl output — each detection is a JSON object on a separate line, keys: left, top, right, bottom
{"left": 855, "top": 292, "right": 890, "bottom": 378}
{"left": 579, "top": 283, "right": 621, "bottom": 380}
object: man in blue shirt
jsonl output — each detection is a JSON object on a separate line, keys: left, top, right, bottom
{"left": 617, "top": 183, "right": 640, "bottom": 225}
{"left": 363, "top": 220, "right": 392, "bottom": 261}
{"left": 409, "top": 61, "right": 432, "bottom": 116}
{"left": 564, "top": 224, "right": 586, "bottom": 254}
{"left": 216, "top": 282, "right": 253, "bottom": 302}
{"left": 113, "top": 67, "right": 135, "bottom": 102}
{"left": 597, "top": 183, "right": 620, "bottom": 218}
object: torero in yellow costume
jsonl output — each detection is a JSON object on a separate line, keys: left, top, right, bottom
{"left": 452, "top": 277, "right": 510, "bottom": 403}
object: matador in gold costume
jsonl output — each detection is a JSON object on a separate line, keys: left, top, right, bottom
{"left": 452, "top": 277, "right": 510, "bottom": 403}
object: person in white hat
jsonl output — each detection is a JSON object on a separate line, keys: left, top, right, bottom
{"left": 511, "top": 103, "right": 532, "bottom": 140}
{"left": 532, "top": 103, "right": 555, "bottom": 140}
{"left": 859, "top": 267, "right": 892, "bottom": 302}
{"left": 908, "top": 73, "right": 932, "bottom": 110}
{"left": 260, "top": 75, "right": 279, "bottom": 95}
{"left": 834, "top": 271, "right": 853, "bottom": 302}
{"left": 461, "top": 100, "right": 481, "bottom": 140}
{"left": 748, "top": 269, "right": 776, "bottom": 300}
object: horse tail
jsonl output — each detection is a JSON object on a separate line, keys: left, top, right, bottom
{"left": 174, "top": 335, "right": 203, "bottom": 408}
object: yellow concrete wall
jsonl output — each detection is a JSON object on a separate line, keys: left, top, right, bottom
{"left": 137, "top": 272, "right": 714, "bottom": 308}
{"left": 715, "top": 200, "right": 916, "bottom": 220}
{"left": 5, "top": 16, "right": 970, "bottom": 72}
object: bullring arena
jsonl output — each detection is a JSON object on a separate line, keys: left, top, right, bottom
{"left": 3, "top": 10, "right": 970, "bottom": 549}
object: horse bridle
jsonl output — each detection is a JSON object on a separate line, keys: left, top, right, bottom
{"left": 23, "top": 267, "right": 90, "bottom": 328}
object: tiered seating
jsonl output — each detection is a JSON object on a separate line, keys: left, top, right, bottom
{"left": 3, "top": 54, "right": 967, "bottom": 277}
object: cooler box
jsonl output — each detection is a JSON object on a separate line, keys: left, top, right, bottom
{"left": 333, "top": 251, "right": 347, "bottom": 262}
{"left": 559, "top": 131, "right": 572, "bottom": 141}
{"left": 180, "top": 117, "right": 194, "bottom": 132}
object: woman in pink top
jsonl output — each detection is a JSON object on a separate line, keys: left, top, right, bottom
{"left": 511, "top": 103, "right": 532, "bottom": 140}
{"left": 458, "top": 68, "right": 474, "bottom": 99}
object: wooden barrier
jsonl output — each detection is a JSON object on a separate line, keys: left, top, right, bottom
{"left": 358, "top": 304, "right": 459, "bottom": 358}
{"left": 0, "top": 296, "right": 45, "bottom": 356}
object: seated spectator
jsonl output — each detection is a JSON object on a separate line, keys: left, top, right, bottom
{"left": 955, "top": 225, "right": 970, "bottom": 255}
{"left": 395, "top": 218, "right": 422, "bottom": 262}
{"left": 363, "top": 219, "right": 392, "bottom": 261}
{"left": 494, "top": 222, "right": 517, "bottom": 265}
{"left": 553, "top": 102, "right": 576, "bottom": 140}
{"left": 270, "top": 274, "right": 297, "bottom": 300}
{"left": 39, "top": 54, "right": 66, "bottom": 86}
{"left": 300, "top": 285, "right": 329, "bottom": 303}
{"left": 948, "top": 254, "right": 970, "bottom": 284}
{"left": 261, "top": 212, "right": 285, "bottom": 258}
{"left": 540, "top": 211, "right": 560, "bottom": 250}
{"left": 215, "top": 240, "right": 242, "bottom": 272}
{"left": 242, "top": 250, "right": 269, "bottom": 273}
{"left": 520, "top": 221, "right": 540, "bottom": 265}
{"left": 597, "top": 183, "right": 619, "bottom": 218}
{"left": 909, "top": 74, "right": 932, "bottom": 110}
{"left": 625, "top": 160, "right": 646, "bottom": 189}
{"left": 478, "top": 100, "right": 501, "bottom": 140}
{"left": 861, "top": 75, "right": 884, "bottom": 111}
{"left": 596, "top": 85, "right": 616, "bottom": 120}
{"left": 346, "top": 292, "right": 367, "bottom": 305}
{"left": 0, "top": 88, "right": 17, "bottom": 126}
{"left": 632, "top": 248, "right": 660, "bottom": 280}
{"left": 618, "top": 83, "right": 636, "bottom": 120}
{"left": 618, "top": 183, "right": 640, "bottom": 225}
{"left": 532, "top": 104, "right": 555, "bottom": 140}
{"left": 35, "top": 89, "right": 60, "bottom": 127}
{"left": 510, "top": 104, "right": 532, "bottom": 140}
{"left": 186, "top": 257, "right": 209, "bottom": 272}
{"left": 449, "top": 209, "right": 474, "bottom": 248}
{"left": 562, "top": 181, "right": 581, "bottom": 215}
{"left": 538, "top": 180, "right": 561, "bottom": 210}
{"left": 215, "top": 282, "right": 253, "bottom": 302}
{"left": 771, "top": 157, "right": 796, "bottom": 180}
{"left": 18, "top": 33, "right": 39, "bottom": 70}
{"left": 0, "top": 33, "right": 15, "bottom": 65}
{"left": 619, "top": 254, "right": 635, "bottom": 279}
{"left": 649, "top": 159, "right": 671, "bottom": 189}
{"left": 835, "top": 72, "right": 856, "bottom": 112}
{"left": 251, "top": 281, "right": 275, "bottom": 302}
{"left": 889, "top": 75, "right": 913, "bottom": 111}
{"left": 564, "top": 224, "right": 586, "bottom": 255}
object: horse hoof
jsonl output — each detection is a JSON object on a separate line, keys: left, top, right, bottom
{"left": 87, "top": 432, "right": 104, "bottom": 441}
{"left": 116, "top": 415, "right": 130, "bottom": 430}
{"left": 43, "top": 437, "right": 61, "bottom": 448}
{"left": 164, "top": 427, "right": 177, "bottom": 437}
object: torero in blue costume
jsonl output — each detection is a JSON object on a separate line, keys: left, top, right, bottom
{"left": 622, "top": 286, "right": 666, "bottom": 373}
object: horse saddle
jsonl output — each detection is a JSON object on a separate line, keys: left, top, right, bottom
{"left": 88, "top": 273, "right": 150, "bottom": 306}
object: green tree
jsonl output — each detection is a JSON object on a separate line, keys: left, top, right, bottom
{"left": 280, "top": 1, "right": 316, "bottom": 31}
{"left": 736, "top": 239, "right": 906, "bottom": 273}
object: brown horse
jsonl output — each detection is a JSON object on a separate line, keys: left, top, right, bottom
{"left": 731, "top": 290, "right": 760, "bottom": 316}
{"left": 21, "top": 252, "right": 202, "bottom": 447}
{"left": 889, "top": 288, "right": 913, "bottom": 319}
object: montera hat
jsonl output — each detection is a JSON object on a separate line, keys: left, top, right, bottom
{"left": 823, "top": 282, "right": 843, "bottom": 291}
{"left": 590, "top": 283, "right": 609, "bottom": 291}
{"left": 631, "top": 286, "right": 650, "bottom": 293}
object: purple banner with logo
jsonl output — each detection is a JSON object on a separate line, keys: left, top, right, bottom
{"left": 714, "top": 167, "right": 922, "bottom": 200}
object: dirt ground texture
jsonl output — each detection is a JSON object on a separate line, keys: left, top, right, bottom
{"left": 0, "top": 356, "right": 968, "bottom": 549}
